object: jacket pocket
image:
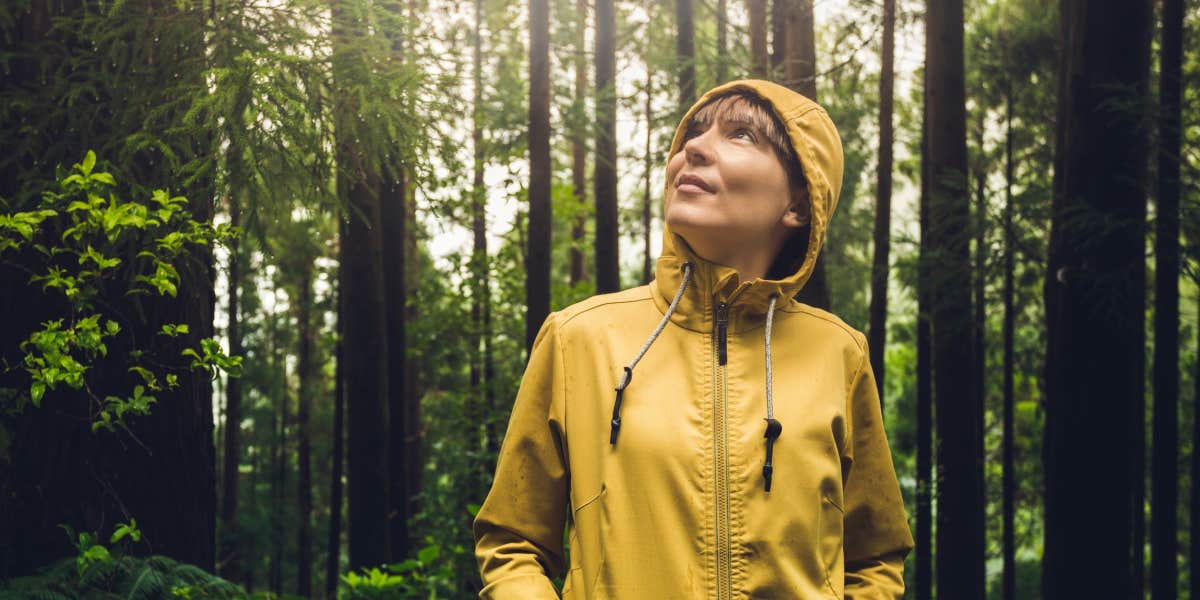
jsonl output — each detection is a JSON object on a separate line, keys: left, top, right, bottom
{"left": 819, "top": 493, "right": 845, "bottom": 599}
{"left": 567, "top": 484, "right": 606, "bottom": 599}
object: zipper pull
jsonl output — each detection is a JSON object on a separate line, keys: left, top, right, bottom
{"left": 716, "top": 301, "right": 729, "bottom": 365}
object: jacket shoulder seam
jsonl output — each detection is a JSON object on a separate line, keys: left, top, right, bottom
{"left": 783, "top": 304, "right": 867, "bottom": 355}
{"left": 557, "top": 287, "right": 654, "bottom": 328}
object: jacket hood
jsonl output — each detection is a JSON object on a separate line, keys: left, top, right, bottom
{"left": 656, "top": 79, "right": 844, "bottom": 321}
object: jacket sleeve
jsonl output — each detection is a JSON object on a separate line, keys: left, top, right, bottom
{"left": 841, "top": 334, "right": 916, "bottom": 600}
{"left": 473, "top": 311, "right": 569, "bottom": 600}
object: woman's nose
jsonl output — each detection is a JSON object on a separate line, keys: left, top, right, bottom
{"left": 683, "top": 132, "right": 713, "bottom": 165}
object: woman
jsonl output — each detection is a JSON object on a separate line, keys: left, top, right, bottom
{"left": 473, "top": 79, "right": 914, "bottom": 599}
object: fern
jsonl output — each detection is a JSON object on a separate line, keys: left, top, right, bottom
{"left": 118, "top": 565, "right": 166, "bottom": 600}
{"left": 0, "top": 556, "right": 249, "bottom": 600}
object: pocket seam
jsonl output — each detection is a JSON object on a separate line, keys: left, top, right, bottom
{"left": 573, "top": 483, "right": 606, "bottom": 514}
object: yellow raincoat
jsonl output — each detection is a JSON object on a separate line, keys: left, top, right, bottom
{"left": 473, "top": 79, "right": 915, "bottom": 599}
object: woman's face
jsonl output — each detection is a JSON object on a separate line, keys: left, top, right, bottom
{"left": 664, "top": 109, "right": 808, "bottom": 262}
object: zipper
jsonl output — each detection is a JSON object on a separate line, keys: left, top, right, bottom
{"left": 716, "top": 302, "right": 729, "bottom": 365}
{"left": 713, "top": 299, "right": 732, "bottom": 600}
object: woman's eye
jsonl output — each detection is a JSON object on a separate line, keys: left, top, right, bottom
{"left": 734, "top": 128, "right": 755, "bottom": 141}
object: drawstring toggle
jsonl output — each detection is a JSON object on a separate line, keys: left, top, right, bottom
{"left": 762, "top": 417, "right": 782, "bottom": 491}
{"left": 610, "top": 367, "right": 633, "bottom": 444}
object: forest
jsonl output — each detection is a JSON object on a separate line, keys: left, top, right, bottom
{"left": 0, "top": 0, "right": 1198, "bottom": 598}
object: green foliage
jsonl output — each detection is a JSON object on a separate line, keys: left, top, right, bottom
{"left": 0, "top": 152, "right": 239, "bottom": 435}
{"left": 0, "top": 520, "right": 248, "bottom": 600}
{"left": 338, "top": 542, "right": 458, "bottom": 599}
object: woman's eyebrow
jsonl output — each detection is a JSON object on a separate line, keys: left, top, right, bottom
{"left": 718, "top": 113, "right": 767, "bottom": 134}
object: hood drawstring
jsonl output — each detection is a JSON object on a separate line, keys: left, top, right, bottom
{"left": 762, "top": 293, "right": 782, "bottom": 492}
{"left": 610, "top": 266, "right": 783, "bottom": 493}
{"left": 610, "top": 261, "right": 695, "bottom": 445}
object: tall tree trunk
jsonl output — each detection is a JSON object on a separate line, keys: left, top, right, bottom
{"left": 771, "top": 0, "right": 784, "bottom": 75}
{"left": 926, "top": 0, "right": 982, "bottom": 597}
{"left": 676, "top": 0, "right": 696, "bottom": 111}
{"left": 570, "top": 0, "right": 588, "bottom": 287}
{"left": 470, "top": 0, "right": 490, "bottom": 506}
{"left": 867, "top": 0, "right": 894, "bottom": 405}
{"left": 643, "top": 69, "right": 654, "bottom": 285}
{"left": 782, "top": 0, "right": 829, "bottom": 311}
{"left": 1001, "top": 51, "right": 1016, "bottom": 600}
{"left": 594, "top": 0, "right": 619, "bottom": 295}
{"left": 296, "top": 260, "right": 315, "bottom": 598}
{"left": 1152, "top": 0, "right": 1182, "bottom": 598}
{"left": 915, "top": 65, "right": 933, "bottom": 600}
{"left": 1042, "top": 1, "right": 1151, "bottom": 597}
{"left": 326, "top": 243, "right": 347, "bottom": 599}
{"left": 382, "top": 0, "right": 411, "bottom": 564}
{"left": 1193, "top": 285, "right": 1200, "bottom": 600}
{"left": 528, "top": 0, "right": 552, "bottom": 351}
{"left": 219, "top": 193, "right": 244, "bottom": 582}
{"left": 269, "top": 291, "right": 286, "bottom": 596}
{"left": 973, "top": 116, "right": 987, "bottom": 489}
{"left": 402, "top": 0, "right": 423, "bottom": 539}
{"left": 747, "top": 0, "right": 768, "bottom": 78}
{"left": 333, "top": 0, "right": 391, "bottom": 568}
{"left": 716, "top": 0, "right": 727, "bottom": 84}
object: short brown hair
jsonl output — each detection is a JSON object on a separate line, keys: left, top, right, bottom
{"left": 674, "top": 91, "right": 806, "bottom": 193}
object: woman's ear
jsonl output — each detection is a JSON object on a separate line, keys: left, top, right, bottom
{"left": 782, "top": 186, "right": 811, "bottom": 228}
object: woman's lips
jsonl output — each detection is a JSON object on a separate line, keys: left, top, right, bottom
{"left": 676, "top": 174, "right": 710, "bottom": 194}
{"left": 677, "top": 183, "right": 711, "bottom": 194}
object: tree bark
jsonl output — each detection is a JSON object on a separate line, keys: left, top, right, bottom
{"left": 570, "top": 0, "right": 588, "bottom": 287}
{"left": 867, "top": 0, "right": 894, "bottom": 405}
{"left": 716, "top": 0, "right": 727, "bottom": 84}
{"left": 915, "top": 63, "right": 933, "bottom": 600}
{"left": 926, "top": 0, "right": 982, "bottom": 597}
{"left": 771, "top": 0, "right": 784, "bottom": 75}
{"left": 1152, "top": 0, "right": 1182, "bottom": 598}
{"left": 269, "top": 288, "right": 287, "bottom": 596}
{"left": 1001, "top": 44, "right": 1016, "bottom": 600}
{"left": 381, "top": 0, "right": 412, "bottom": 564}
{"left": 643, "top": 69, "right": 654, "bottom": 285}
{"left": 1193, "top": 284, "right": 1200, "bottom": 600}
{"left": 676, "top": 0, "right": 696, "bottom": 112}
{"left": 296, "top": 260, "right": 315, "bottom": 597}
{"left": 326, "top": 241, "right": 347, "bottom": 599}
{"left": 747, "top": 0, "right": 768, "bottom": 78}
{"left": 333, "top": 0, "right": 391, "bottom": 568}
{"left": 219, "top": 193, "right": 244, "bottom": 582}
{"left": 594, "top": 0, "right": 619, "bottom": 295}
{"left": 1042, "top": 1, "right": 1151, "bottom": 597}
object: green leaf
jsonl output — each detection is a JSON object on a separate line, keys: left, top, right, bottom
{"left": 417, "top": 545, "right": 440, "bottom": 564}
{"left": 81, "top": 151, "right": 96, "bottom": 176}
{"left": 31, "top": 382, "right": 45, "bottom": 407}
{"left": 91, "top": 172, "right": 115, "bottom": 186}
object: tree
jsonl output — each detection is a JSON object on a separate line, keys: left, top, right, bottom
{"left": 332, "top": 0, "right": 391, "bottom": 568}
{"left": 926, "top": 0, "right": 983, "bottom": 597}
{"left": 570, "top": 0, "right": 589, "bottom": 287}
{"left": 1042, "top": 1, "right": 1152, "bottom": 597}
{"left": 747, "top": 0, "right": 768, "bottom": 78}
{"left": 1152, "top": 0, "right": 1183, "bottom": 597}
{"left": 528, "top": 0, "right": 552, "bottom": 351}
{"left": 868, "top": 0, "right": 896, "bottom": 403}
{"left": 382, "top": 0, "right": 413, "bottom": 563}
{"left": 594, "top": 0, "right": 619, "bottom": 294}
{"left": 676, "top": 0, "right": 697, "bottom": 111}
